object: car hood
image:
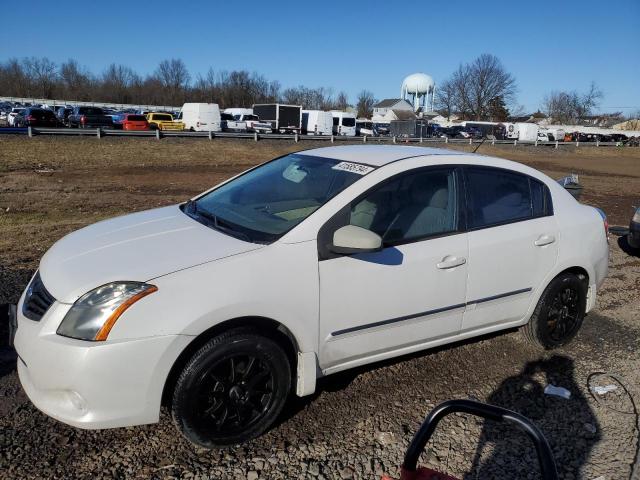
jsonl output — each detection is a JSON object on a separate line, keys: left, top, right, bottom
{"left": 39, "top": 205, "right": 263, "bottom": 303}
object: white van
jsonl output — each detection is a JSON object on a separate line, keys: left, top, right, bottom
{"left": 331, "top": 111, "right": 356, "bottom": 136}
{"left": 302, "top": 110, "right": 333, "bottom": 135}
{"left": 178, "top": 103, "right": 221, "bottom": 132}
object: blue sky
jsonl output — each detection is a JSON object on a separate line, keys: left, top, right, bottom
{"left": 4, "top": 0, "right": 639, "bottom": 113}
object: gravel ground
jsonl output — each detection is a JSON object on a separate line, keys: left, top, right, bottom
{"left": 0, "top": 139, "right": 639, "bottom": 479}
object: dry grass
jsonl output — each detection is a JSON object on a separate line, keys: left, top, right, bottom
{"left": 0, "top": 136, "right": 639, "bottom": 281}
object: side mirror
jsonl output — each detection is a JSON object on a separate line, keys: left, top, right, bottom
{"left": 330, "top": 225, "right": 383, "bottom": 255}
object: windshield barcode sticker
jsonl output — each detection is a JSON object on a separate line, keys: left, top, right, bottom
{"left": 332, "top": 162, "right": 374, "bottom": 175}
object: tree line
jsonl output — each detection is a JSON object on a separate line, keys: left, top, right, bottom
{"left": 0, "top": 57, "right": 363, "bottom": 112}
{"left": 0, "top": 55, "right": 612, "bottom": 123}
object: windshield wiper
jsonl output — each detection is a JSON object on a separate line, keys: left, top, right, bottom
{"left": 185, "top": 199, "right": 252, "bottom": 243}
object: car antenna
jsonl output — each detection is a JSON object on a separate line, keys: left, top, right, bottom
{"left": 472, "top": 136, "right": 486, "bottom": 153}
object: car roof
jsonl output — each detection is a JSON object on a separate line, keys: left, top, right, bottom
{"left": 301, "top": 145, "right": 467, "bottom": 167}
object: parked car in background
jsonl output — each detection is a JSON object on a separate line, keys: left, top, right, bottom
{"left": 222, "top": 115, "right": 247, "bottom": 132}
{"left": 7, "top": 107, "right": 25, "bottom": 126}
{"left": 111, "top": 113, "right": 126, "bottom": 128}
{"left": 146, "top": 112, "right": 184, "bottom": 131}
{"left": 538, "top": 131, "right": 551, "bottom": 142}
{"left": 68, "top": 106, "right": 114, "bottom": 129}
{"left": 55, "top": 107, "right": 74, "bottom": 127}
{"left": 121, "top": 114, "right": 150, "bottom": 131}
{"left": 629, "top": 205, "right": 640, "bottom": 250}
{"left": 13, "top": 145, "right": 608, "bottom": 449}
{"left": 374, "top": 122, "right": 391, "bottom": 135}
{"left": 220, "top": 112, "right": 234, "bottom": 131}
{"left": 235, "top": 113, "right": 272, "bottom": 133}
{"left": 440, "top": 126, "right": 481, "bottom": 139}
{"left": 356, "top": 120, "right": 376, "bottom": 136}
{"left": 14, "top": 108, "right": 60, "bottom": 128}
{"left": 177, "top": 103, "right": 221, "bottom": 132}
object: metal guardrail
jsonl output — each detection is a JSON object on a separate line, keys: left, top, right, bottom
{"left": 0, "top": 126, "right": 628, "bottom": 147}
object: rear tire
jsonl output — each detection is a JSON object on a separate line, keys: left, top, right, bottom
{"left": 171, "top": 328, "right": 291, "bottom": 448}
{"left": 521, "top": 273, "right": 586, "bottom": 349}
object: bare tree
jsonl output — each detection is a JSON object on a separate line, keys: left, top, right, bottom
{"left": 356, "top": 90, "right": 376, "bottom": 118}
{"left": 467, "top": 54, "right": 516, "bottom": 120}
{"left": 435, "top": 78, "right": 456, "bottom": 120}
{"left": 439, "top": 54, "right": 516, "bottom": 121}
{"left": 0, "top": 58, "right": 28, "bottom": 96}
{"left": 23, "top": 57, "right": 58, "bottom": 98}
{"left": 543, "top": 82, "right": 603, "bottom": 124}
{"left": 334, "top": 91, "right": 349, "bottom": 110}
{"left": 101, "top": 64, "right": 139, "bottom": 103}
{"left": 280, "top": 86, "right": 332, "bottom": 109}
{"left": 575, "top": 82, "right": 603, "bottom": 120}
{"left": 155, "top": 58, "right": 191, "bottom": 104}
{"left": 60, "top": 59, "right": 94, "bottom": 100}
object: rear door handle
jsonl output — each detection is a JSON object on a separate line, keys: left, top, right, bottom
{"left": 534, "top": 234, "right": 556, "bottom": 247}
{"left": 437, "top": 255, "right": 467, "bottom": 269}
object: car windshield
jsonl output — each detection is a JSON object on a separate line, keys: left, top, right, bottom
{"left": 185, "top": 154, "right": 373, "bottom": 243}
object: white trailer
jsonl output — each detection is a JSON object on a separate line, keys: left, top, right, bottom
{"left": 302, "top": 110, "right": 333, "bottom": 135}
{"left": 517, "top": 123, "right": 539, "bottom": 142}
{"left": 330, "top": 111, "right": 356, "bottom": 136}
{"left": 502, "top": 122, "right": 539, "bottom": 142}
{"left": 178, "top": 103, "right": 221, "bottom": 132}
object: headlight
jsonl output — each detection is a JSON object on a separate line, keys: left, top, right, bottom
{"left": 57, "top": 282, "right": 157, "bottom": 341}
{"left": 633, "top": 208, "right": 640, "bottom": 223}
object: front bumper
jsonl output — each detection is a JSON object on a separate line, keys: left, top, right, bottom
{"left": 629, "top": 221, "right": 640, "bottom": 249}
{"left": 14, "top": 300, "right": 192, "bottom": 429}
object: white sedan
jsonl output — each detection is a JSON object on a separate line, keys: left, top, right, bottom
{"left": 14, "top": 145, "right": 609, "bottom": 448}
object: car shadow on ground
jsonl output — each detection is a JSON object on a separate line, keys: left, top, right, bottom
{"left": 274, "top": 326, "right": 524, "bottom": 429}
{"left": 618, "top": 235, "right": 639, "bottom": 257}
{"left": 463, "top": 355, "right": 600, "bottom": 479}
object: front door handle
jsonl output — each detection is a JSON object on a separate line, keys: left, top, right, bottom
{"left": 437, "top": 255, "right": 466, "bottom": 269}
{"left": 534, "top": 234, "right": 556, "bottom": 247}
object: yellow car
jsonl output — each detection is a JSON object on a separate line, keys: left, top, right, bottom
{"left": 146, "top": 113, "right": 184, "bottom": 131}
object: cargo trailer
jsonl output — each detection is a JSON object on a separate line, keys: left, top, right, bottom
{"left": 252, "top": 104, "right": 301, "bottom": 133}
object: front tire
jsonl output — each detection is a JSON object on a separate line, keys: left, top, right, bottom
{"left": 521, "top": 273, "right": 587, "bottom": 349}
{"left": 171, "top": 329, "right": 291, "bottom": 448}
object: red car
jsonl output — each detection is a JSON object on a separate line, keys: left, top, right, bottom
{"left": 122, "top": 114, "right": 150, "bottom": 131}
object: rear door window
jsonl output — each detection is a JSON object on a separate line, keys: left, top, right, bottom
{"left": 465, "top": 167, "right": 536, "bottom": 229}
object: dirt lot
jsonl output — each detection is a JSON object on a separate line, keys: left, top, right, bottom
{"left": 0, "top": 136, "right": 639, "bottom": 479}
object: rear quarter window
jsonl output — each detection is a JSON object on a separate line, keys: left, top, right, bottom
{"left": 465, "top": 167, "right": 551, "bottom": 229}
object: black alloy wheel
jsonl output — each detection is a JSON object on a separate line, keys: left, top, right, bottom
{"left": 545, "top": 286, "right": 581, "bottom": 342}
{"left": 521, "top": 272, "right": 587, "bottom": 349}
{"left": 194, "top": 354, "right": 275, "bottom": 435}
{"left": 172, "top": 329, "right": 291, "bottom": 448}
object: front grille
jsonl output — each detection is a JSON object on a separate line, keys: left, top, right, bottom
{"left": 22, "top": 271, "right": 56, "bottom": 321}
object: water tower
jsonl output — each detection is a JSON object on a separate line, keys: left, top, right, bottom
{"left": 401, "top": 73, "right": 435, "bottom": 113}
